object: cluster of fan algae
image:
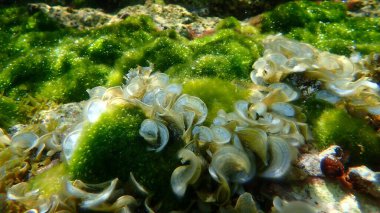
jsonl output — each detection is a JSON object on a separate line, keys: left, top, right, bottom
{"left": 250, "top": 35, "right": 380, "bottom": 168}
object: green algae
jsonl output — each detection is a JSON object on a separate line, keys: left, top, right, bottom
{"left": 301, "top": 96, "right": 380, "bottom": 167}
{"left": 0, "top": 10, "right": 159, "bottom": 126}
{"left": 261, "top": 1, "right": 380, "bottom": 55}
{"left": 69, "top": 105, "right": 183, "bottom": 207}
{"left": 0, "top": 8, "right": 259, "bottom": 99}
{"left": 0, "top": 96, "right": 25, "bottom": 129}
{"left": 0, "top": 147, "right": 14, "bottom": 166}
{"left": 182, "top": 78, "right": 249, "bottom": 124}
{"left": 0, "top": 10, "right": 159, "bottom": 104}
{"left": 86, "top": 35, "right": 123, "bottom": 65}
{"left": 216, "top": 16, "right": 241, "bottom": 30}
{"left": 262, "top": 1, "right": 346, "bottom": 33}
{"left": 28, "top": 164, "right": 68, "bottom": 199}
{"left": 300, "top": 96, "right": 335, "bottom": 124}
{"left": 143, "top": 35, "right": 193, "bottom": 72}
{"left": 167, "top": 28, "right": 262, "bottom": 80}
{"left": 313, "top": 108, "right": 380, "bottom": 167}
{"left": 0, "top": 6, "right": 263, "bottom": 129}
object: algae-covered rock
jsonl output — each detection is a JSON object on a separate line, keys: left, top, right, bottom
{"left": 261, "top": 1, "right": 380, "bottom": 55}
{"left": 0, "top": 10, "right": 159, "bottom": 102}
{"left": 0, "top": 4, "right": 264, "bottom": 130}
{"left": 182, "top": 78, "right": 249, "bottom": 123}
{"left": 0, "top": 6, "right": 259, "bottom": 103}
{"left": 167, "top": 28, "right": 262, "bottom": 80}
{"left": 313, "top": 108, "right": 380, "bottom": 167}
{"left": 262, "top": 1, "right": 346, "bottom": 33}
{"left": 69, "top": 106, "right": 143, "bottom": 182}
{"left": 143, "top": 35, "right": 193, "bottom": 72}
{"left": 215, "top": 16, "right": 241, "bottom": 30}
{"left": 69, "top": 105, "right": 183, "bottom": 204}
{"left": 86, "top": 35, "right": 123, "bottom": 65}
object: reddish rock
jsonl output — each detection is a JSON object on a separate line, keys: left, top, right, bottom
{"left": 348, "top": 166, "right": 380, "bottom": 198}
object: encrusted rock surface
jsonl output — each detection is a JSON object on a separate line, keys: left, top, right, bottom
{"left": 117, "top": 3, "right": 220, "bottom": 37}
{"left": 266, "top": 178, "right": 380, "bottom": 213}
{"left": 348, "top": 166, "right": 380, "bottom": 198}
{"left": 347, "top": 0, "right": 380, "bottom": 17}
{"left": 28, "top": 3, "right": 120, "bottom": 29}
{"left": 29, "top": 3, "right": 220, "bottom": 37}
{"left": 296, "top": 145, "right": 345, "bottom": 178}
{"left": 32, "top": 102, "right": 83, "bottom": 127}
{"left": 7, "top": 102, "right": 84, "bottom": 138}
{"left": 291, "top": 145, "right": 380, "bottom": 212}
{"left": 296, "top": 153, "right": 323, "bottom": 177}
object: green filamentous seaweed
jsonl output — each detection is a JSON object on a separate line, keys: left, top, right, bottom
{"left": 313, "top": 108, "right": 380, "bottom": 167}
{"left": 182, "top": 78, "right": 249, "bottom": 124}
{"left": 69, "top": 106, "right": 184, "bottom": 210}
{"left": 0, "top": 96, "right": 25, "bottom": 129}
{"left": 0, "top": 6, "right": 263, "bottom": 128}
{"left": 261, "top": 1, "right": 380, "bottom": 55}
{"left": 167, "top": 28, "right": 262, "bottom": 80}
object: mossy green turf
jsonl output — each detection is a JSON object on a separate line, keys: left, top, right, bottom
{"left": 301, "top": 97, "right": 380, "bottom": 167}
{"left": 166, "top": 29, "right": 262, "bottom": 79}
{"left": 69, "top": 106, "right": 185, "bottom": 209}
{"left": 261, "top": 1, "right": 380, "bottom": 55}
{"left": 0, "top": 6, "right": 261, "bottom": 128}
{"left": 182, "top": 78, "right": 249, "bottom": 124}
{"left": 313, "top": 108, "right": 380, "bottom": 167}
{"left": 0, "top": 96, "right": 25, "bottom": 129}
{"left": 0, "top": 7, "right": 157, "bottom": 103}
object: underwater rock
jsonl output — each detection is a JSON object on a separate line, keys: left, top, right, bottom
{"left": 266, "top": 178, "right": 380, "bottom": 212}
{"left": 296, "top": 145, "right": 344, "bottom": 178}
{"left": 28, "top": 3, "right": 121, "bottom": 29}
{"left": 347, "top": 0, "right": 380, "bottom": 17}
{"left": 30, "top": 2, "right": 221, "bottom": 37}
{"left": 348, "top": 166, "right": 380, "bottom": 198}
{"left": 31, "top": 102, "right": 84, "bottom": 135}
{"left": 118, "top": 3, "right": 220, "bottom": 37}
{"left": 296, "top": 153, "right": 323, "bottom": 177}
{"left": 318, "top": 145, "right": 344, "bottom": 161}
